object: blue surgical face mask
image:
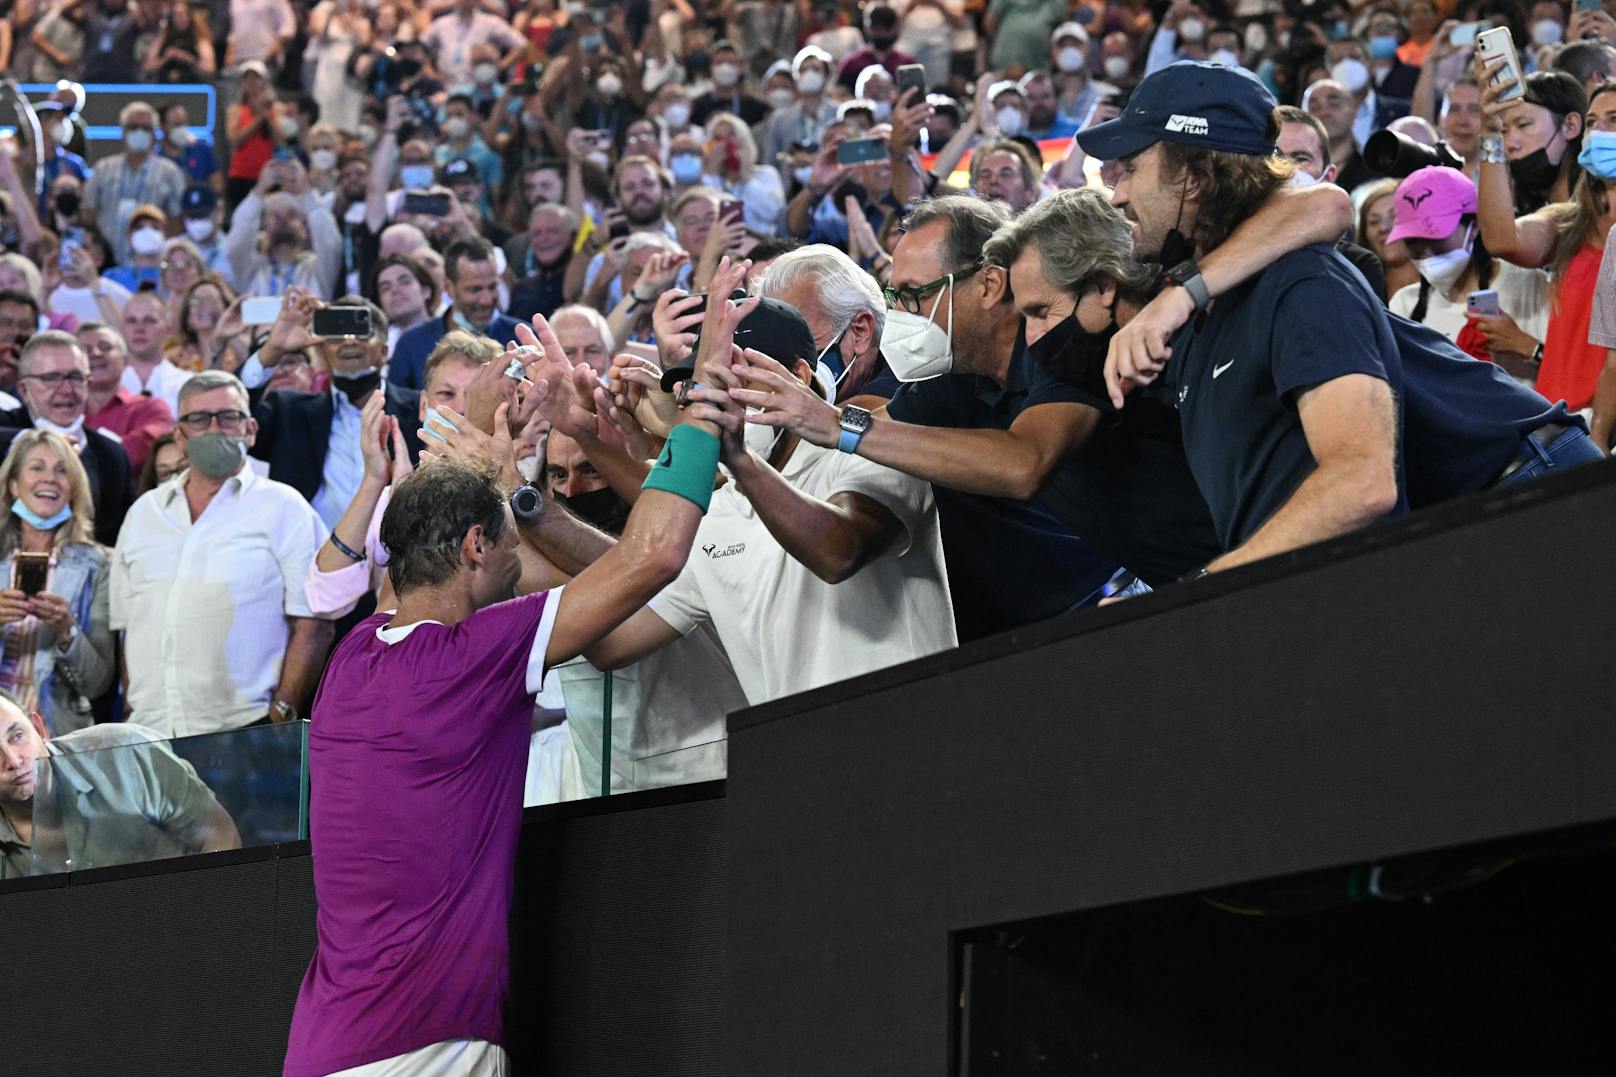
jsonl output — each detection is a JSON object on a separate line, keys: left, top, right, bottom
{"left": 1577, "top": 130, "right": 1616, "bottom": 181}
{"left": 1368, "top": 35, "right": 1399, "bottom": 61}
{"left": 12, "top": 501, "right": 72, "bottom": 531}
{"left": 669, "top": 153, "right": 703, "bottom": 184}
{"left": 400, "top": 164, "right": 435, "bottom": 190}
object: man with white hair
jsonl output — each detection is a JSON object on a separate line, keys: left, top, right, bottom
{"left": 548, "top": 305, "right": 615, "bottom": 376}
{"left": 759, "top": 244, "right": 897, "bottom": 404}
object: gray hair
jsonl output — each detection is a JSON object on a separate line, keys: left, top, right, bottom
{"left": 18, "top": 330, "right": 87, "bottom": 375}
{"left": 899, "top": 196, "right": 1012, "bottom": 276}
{"left": 0, "top": 253, "right": 43, "bottom": 304}
{"left": 550, "top": 304, "right": 617, "bottom": 356}
{"left": 759, "top": 244, "right": 886, "bottom": 339}
{"left": 76, "top": 321, "right": 129, "bottom": 354}
{"left": 178, "top": 370, "right": 250, "bottom": 414}
{"left": 981, "top": 187, "right": 1156, "bottom": 299}
{"left": 621, "top": 231, "right": 682, "bottom": 260}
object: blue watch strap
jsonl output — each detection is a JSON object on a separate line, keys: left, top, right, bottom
{"left": 838, "top": 427, "right": 865, "bottom": 454}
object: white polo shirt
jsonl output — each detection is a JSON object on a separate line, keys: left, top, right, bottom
{"left": 110, "top": 464, "right": 329, "bottom": 738}
{"left": 648, "top": 440, "right": 956, "bottom": 704}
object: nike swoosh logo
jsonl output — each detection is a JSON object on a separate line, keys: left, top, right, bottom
{"left": 1212, "top": 359, "right": 1235, "bottom": 379}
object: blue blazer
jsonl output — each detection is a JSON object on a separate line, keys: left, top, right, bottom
{"left": 388, "top": 310, "right": 525, "bottom": 391}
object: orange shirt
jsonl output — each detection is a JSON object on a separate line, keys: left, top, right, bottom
{"left": 1537, "top": 243, "right": 1605, "bottom": 410}
{"left": 1398, "top": 38, "right": 1435, "bottom": 67}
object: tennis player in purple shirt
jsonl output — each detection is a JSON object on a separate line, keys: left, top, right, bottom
{"left": 283, "top": 295, "right": 745, "bottom": 1076}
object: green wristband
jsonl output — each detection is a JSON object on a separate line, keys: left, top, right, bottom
{"left": 641, "top": 424, "right": 721, "bottom": 512}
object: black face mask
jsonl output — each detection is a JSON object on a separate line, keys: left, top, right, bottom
{"left": 1508, "top": 132, "right": 1564, "bottom": 194}
{"left": 329, "top": 367, "right": 381, "bottom": 406}
{"left": 869, "top": 35, "right": 897, "bottom": 50}
{"left": 555, "top": 487, "right": 630, "bottom": 536}
{"left": 1025, "top": 311, "right": 1116, "bottom": 401}
{"left": 54, "top": 190, "right": 81, "bottom": 218}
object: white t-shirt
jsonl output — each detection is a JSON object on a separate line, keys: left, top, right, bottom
{"left": 648, "top": 441, "right": 955, "bottom": 704}
{"left": 48, "top": 280, "right": 132, "bottom": 325}
{"left": 1389, "top": 260, "right": 1551, "bottom": 352}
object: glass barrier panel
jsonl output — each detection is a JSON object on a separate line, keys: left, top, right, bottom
{"left": 632, "top": 740, "right": 728, "bottom": 790}
{"left": 26, "top": 721, "right": 308, "bottom": 877}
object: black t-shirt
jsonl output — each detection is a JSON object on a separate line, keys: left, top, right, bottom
{"left": 886, "top": 333, "right": 1123, "bottom": 641}
{"left": 1037, "top": 386, "right": 1223, "bottom": 587}
{"left": 1159, "top": 245, "right": 1409, "bottom": 550}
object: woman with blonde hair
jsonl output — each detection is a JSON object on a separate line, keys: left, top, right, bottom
{"left": 703, "top": 111, "right": 785, "bottom": 235}
{"left": 1355, "top": 178, "right": 1422, "bottom": 297}
{"left": 159, "top": 236, "right": 207, "bottom": 301}
{"left": 0, "top": 431, "right": 114, "bottom": 735}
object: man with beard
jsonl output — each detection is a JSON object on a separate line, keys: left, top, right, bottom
{"left": 225, "top": 156, "right": 341, "bottom": 299}
{"left": 571, "top": 157, "right": 673, "bottom": 309}
{"left": 249, "top": 293, "right": 422, "bottom": 527}
{"left": 389, "top": 237, "right": 524, "bottom": 391}
{"left": 1089, "top": 61, "right": 1596, "bottom": 565}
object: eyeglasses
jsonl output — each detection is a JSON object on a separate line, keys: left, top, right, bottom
{"left": 883, "top": 263, "right": 982, "bottom": 314}
{"left": 21, "top": 371, "right": 87, "bottom": 390}
{"left": 178, "top": 409, "right": 250, "bottom": 433}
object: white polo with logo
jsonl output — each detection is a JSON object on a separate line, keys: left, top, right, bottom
{"left": 647, "top": 440, "right": 956, "bottom": 704}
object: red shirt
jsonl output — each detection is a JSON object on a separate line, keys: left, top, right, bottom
{"left": 228, "top": 103, "right": 274, "bottom": 181}
{"left": 87, "top": 388, "right": 174, "bottom": 474}
{"left": 1538, "top": 243, "right": 1604, "bottom": 410}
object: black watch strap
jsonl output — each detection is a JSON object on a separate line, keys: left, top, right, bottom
{"left": 1165, "top": 260, "right": 1210, "bottom": 312}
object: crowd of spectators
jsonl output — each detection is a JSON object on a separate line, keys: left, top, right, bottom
{"left": 0, "top": 0, "right": 1614, "bottom": 832}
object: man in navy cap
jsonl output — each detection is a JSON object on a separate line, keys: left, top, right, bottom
{"left": 1080, "top": 60, "right": 1600, "bottom": 574}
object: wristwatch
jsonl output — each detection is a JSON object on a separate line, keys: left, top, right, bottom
{"left": 1162, "top": 260, "right": 1210, "bottom": 312}
{"left": 510, "top": 483, "right": 544, "bottom": 522}
{"left": 837, "top": 405, "right": 873, "bottom": 454}
{"left": 1481, "top": 135, "right": 1506, "bottom": 164}
{"left": 270, "top": 700, "right": 298, "bottom": 723}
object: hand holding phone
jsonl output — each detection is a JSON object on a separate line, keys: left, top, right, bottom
{"left": 1476, "top": 27, "right": 1525, "bottom": 103}
{"left": 241, "top": 296, "right": 284, "bottom": 326}
{"left": 836, "top": 137, "right": 888, "bottom": 166}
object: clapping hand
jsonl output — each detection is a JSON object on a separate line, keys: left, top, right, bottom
{"left": 359, "top": 393, "right": 413, "bottom": 485}
{"left": 422, "top": 401, "right": 523, "bottom": 488}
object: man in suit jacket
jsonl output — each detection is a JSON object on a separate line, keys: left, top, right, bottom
{"left": 0, "top": 332, "right": 135, "bottom": 547}
{"left": 388, "top": 236, "right": 523, "bottom": 392}
{"left": 250, "top": 298, "right": 424, "bottom": 528}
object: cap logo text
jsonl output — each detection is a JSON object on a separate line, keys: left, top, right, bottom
{"left": 1165, "top": 114, "right": 1209, "bottom": 136}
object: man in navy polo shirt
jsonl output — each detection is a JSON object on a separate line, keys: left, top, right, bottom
{"left": 1078, "top": 61, "right": 1603, "bottom": 572}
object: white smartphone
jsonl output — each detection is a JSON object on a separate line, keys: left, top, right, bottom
{"left": 1476, "top": 27, "right": 1525, "bottom": 104}
{"left": 241, "top": 296, "right": 284, "bottom": 325}
{"left": 1467, "top": 289, "right": 1502, "bottom": 317}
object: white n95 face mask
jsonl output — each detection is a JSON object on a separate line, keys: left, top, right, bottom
{"left": 881, "top": 281, "right": 954, "bottom": 382}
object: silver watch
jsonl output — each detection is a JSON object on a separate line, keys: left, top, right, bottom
{"left": 271, "top": 700, "right": 298, "bottom": 723}
{"left": 1481, "top": 135, "right": 1506, "bottom": 165}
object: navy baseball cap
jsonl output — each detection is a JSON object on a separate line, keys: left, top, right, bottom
{"left": 1077, "top": 60, "right": 1279, "bottom": 161}
{"left": 181, "top": 184, "right": 217, "bottom": 216}
{"left": 661, "top": 296, "right": 819, "bottom": 391}
{"left": 442, "top": 157, "right": 480, "bottom": 183}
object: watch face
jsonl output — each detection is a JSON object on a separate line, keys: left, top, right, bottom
{"left": 840, "top": 406, "right": 872, "bottom": 433}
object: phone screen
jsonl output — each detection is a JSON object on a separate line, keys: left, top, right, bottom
{"left": 14, "top": 554, "right": 49, "bottom": 598}
{"left": 836, "top": 138, "right": 888, "bottom": 166}
{"left": 241, "top": 297, "right": 284, "bottom": 326}
{"left": 403, "top": 191, "right": 452, "bottom": 217}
